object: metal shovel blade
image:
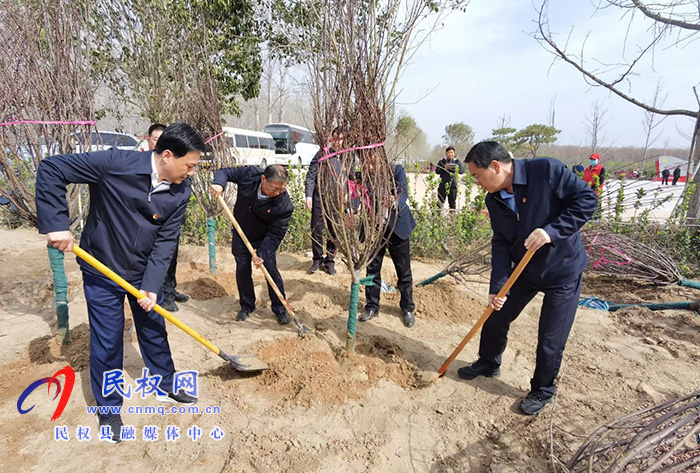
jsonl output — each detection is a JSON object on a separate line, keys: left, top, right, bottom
{"left": 218, "top": 350, "right": 269, "bottom": 372}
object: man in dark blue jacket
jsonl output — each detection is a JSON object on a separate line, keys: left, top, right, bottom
{"left": 459, "top": 141, "right": 597, "bottom": 415}
{"left": 436, "top": 146, "right": 465, "bottom": 210}
{"left": 36, "top": 123, "right": 205, "bottom": 443}
{"left": 304, "top": 128, "right": 343, "bottom": 275}
{"left": 359, "top": 163, "right": 417, "bottom": 328}
{"left": 211, "top": 165, "right": 293, "bottom": 325}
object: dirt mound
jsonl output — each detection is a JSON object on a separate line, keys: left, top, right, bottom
{"left": 177, "top": 262, "right": 238, "bottom": 300}
{"left": 255, "top": 335, "right": 419, "bottom": 407}
{"left": 27, "top": 323, "right": 91, "bottom": 371}
{"left": 383, "top": 283, "right": 482, "bottom": 324}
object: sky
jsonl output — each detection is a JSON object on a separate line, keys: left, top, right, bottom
{"left": 397, "top": 0, "right": 700, "bottom": 150}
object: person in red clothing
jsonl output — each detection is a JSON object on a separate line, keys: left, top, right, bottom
{"left": 583, "top": 153, "right": 606, "bottom": 196}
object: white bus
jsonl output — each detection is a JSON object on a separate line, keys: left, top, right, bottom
{"left": 222, "top": 127, "right": 276, "bottom": 167}
{"left": 263, "top": 123, "right": 320, "bottom": 167}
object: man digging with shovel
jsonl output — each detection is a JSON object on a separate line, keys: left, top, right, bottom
{"left": 460, "top": 141, "right": 597, "bottom": 415}
{"left": 36, "top": 123, "right": 206, "bottom": 443}
{"left": 211, "top": 165, "right": 293, "bottom": 325}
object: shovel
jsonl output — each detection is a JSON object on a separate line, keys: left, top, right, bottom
{"left": 429, "top": 248, "right": 537, "bottom": 382}
{"left": 72, "top": 246, "right": 269, "bottom": 372}
{"left": 217, "top": 195, "right": 312, "bottom": 336}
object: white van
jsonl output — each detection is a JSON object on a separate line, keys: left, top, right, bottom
{"left": 263, "top": 123, "right": 320, "bottom": 167}
{"left": 222, "top": 127, "right": 275, "bottom": 167}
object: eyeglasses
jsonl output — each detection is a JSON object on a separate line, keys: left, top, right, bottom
{"left": 266, "top": 184, "right": 286, "bottom": 194}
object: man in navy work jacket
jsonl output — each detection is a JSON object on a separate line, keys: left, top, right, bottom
{"left": 211, "top": 165, "right": 293, "bottom": 325}
{"left": 436, "top": 146, "right": 465, "bottom": 210}
{"left": 359, "top": 158, "right": 417, "bottom": 328}
{"left": 36, "top": 122, "right": 205, "bottom": 443}
{"left": 459, "top": 141, "right": 597, "bottom": 415}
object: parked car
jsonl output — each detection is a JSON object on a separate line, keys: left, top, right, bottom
{"left": 73, "top": 131, "right": 141, "bottom": 152}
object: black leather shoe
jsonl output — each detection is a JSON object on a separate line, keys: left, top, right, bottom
{"left": 401, "top": 310, "right": 415, "bottom": 328}
{"left": 236, "top": 309, "right": 251, "bottom": 321}
{"left": 359, "top": 309, "right": 378, "bottom": 322}
{"left": 276, "top": 311, "right": 291, "bottom": 325}
{"left": 309, "top": 261, "right": 321, "bottom": 273}
{"left": 163, "top": 301, "right": 179, "bottom": 312}
{"left": 519, "top": 392, "right": 552, "bottom": 415}
{"left": 174, "top": 292, "right": 190, "bottom": 303}
{"left": 457, "top": 359, "right": 501, "bottom": 380}
{"left": 322, "top": 262, "right": 337, "bottom": 275}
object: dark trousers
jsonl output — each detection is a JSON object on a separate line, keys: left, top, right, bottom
{"left": 162, "top": 242, "right": 179, "bottom": 303}
{"left": 478, "top": 274, "right": 583, "bottom": 399}
{"left": 672, "top": 175, "right": 680, "bottom": 185}
{"left": 83, "top": 272, "right": 175, "bottom": 414}
{"left": 233, "top": 241, "right": 286, "bottom": 316}
{"left": 437, "top": 183, "right": 457, "bottom": 209}
{"left": 662, "top": 176, "right": 669, "bottom": 185}
{"left": 365, "top": 233, "right": 415, "bottom": 312}
{"left": 311, "top": 194, "right": 336, "bottom": 263}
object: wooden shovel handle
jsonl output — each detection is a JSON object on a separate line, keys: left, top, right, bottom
{"left": 435, "top": 248, "right": 536, "bottom": 379}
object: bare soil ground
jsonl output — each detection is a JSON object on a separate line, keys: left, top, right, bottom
{"left": 1, "top": 228, "right": 699, "bottom": 472}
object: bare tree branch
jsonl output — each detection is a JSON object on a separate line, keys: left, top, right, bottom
{"left": 631, "top": 0, "right": 700, "bottom": 30}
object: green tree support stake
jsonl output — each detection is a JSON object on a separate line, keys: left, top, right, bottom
{"left": 346, "top": 273, "right": 374, "bottom": 352}
{"left": 680, "top": 279, "right": 700, "bottom": 290}
{"left": 207, "top": 217, "right": 216, "bottom": 275}
{"left": 48, "top": 246, "right": 69, "bottom": 345}
{"left": 416, "top": 270, "right": 448, "bottom": 287}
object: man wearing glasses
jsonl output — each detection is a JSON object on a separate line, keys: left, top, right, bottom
{"left": 210, "top": 165, "right": 293, "bottom": 325}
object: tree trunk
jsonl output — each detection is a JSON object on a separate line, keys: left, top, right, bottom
{"left": 346, "top": 269, "right": 362, "bottom": 352}
{"left": 48, "top": 246, "right": 70, "bottom": 345}
{"left": 207, "top": 217, "right": 217, "bottom": 274}
{"left": 685, "top": 117, "right": 700, "bottom": 222}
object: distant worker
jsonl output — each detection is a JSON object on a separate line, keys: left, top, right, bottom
{"left": 147, "top": 123, "right": 191, "bottom": 312}
{"left": 460, "top": 141, "right": 597, "bottom": 416}
{"left": 147, "top": 123, "right": 166, "bottom": 151}
{"left": 661, "top": 168, "right": 670, "bottom": 185}
{"left": 359, "top": 157, "right": 417, "bottom": 328}
{"left": 672, "top": 166, "right": 681, "bottom": 186}
{"left": 305, "top": 128, "right": 343, "bottom": 275}
{"left": 436, "top": 146, "right": 464, "bottom": 210}
{"left": 211, "top": 165, "right": 293, "bottom": 325}
{"left": 572, "top": 163, "right": 584, "bottom": 174}
{"left": 583, "top": 153, "right": 605, "bottom": 196}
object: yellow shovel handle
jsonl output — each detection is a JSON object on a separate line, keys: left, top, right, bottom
{"left": 72, "top": 245, "right": 221, "bottom": 355}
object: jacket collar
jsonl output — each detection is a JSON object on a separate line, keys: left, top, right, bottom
{"left": 136, "top": 151, "right": 185, "bottom": 195}
{"left": 512, "top": 159, "right": 527, "bottom": 186}
{"left": 135, "top": 151, "right": 153, "bottom": 175}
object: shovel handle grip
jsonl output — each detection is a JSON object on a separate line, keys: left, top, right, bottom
{"left": 72, "top": 245, "right": 221, "bottom": 356}
{"left": 435, "top": 248, "right": 537, "bottom": 379}
{"left": 216, "top": 194, "right": 295, "bottom": 316}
